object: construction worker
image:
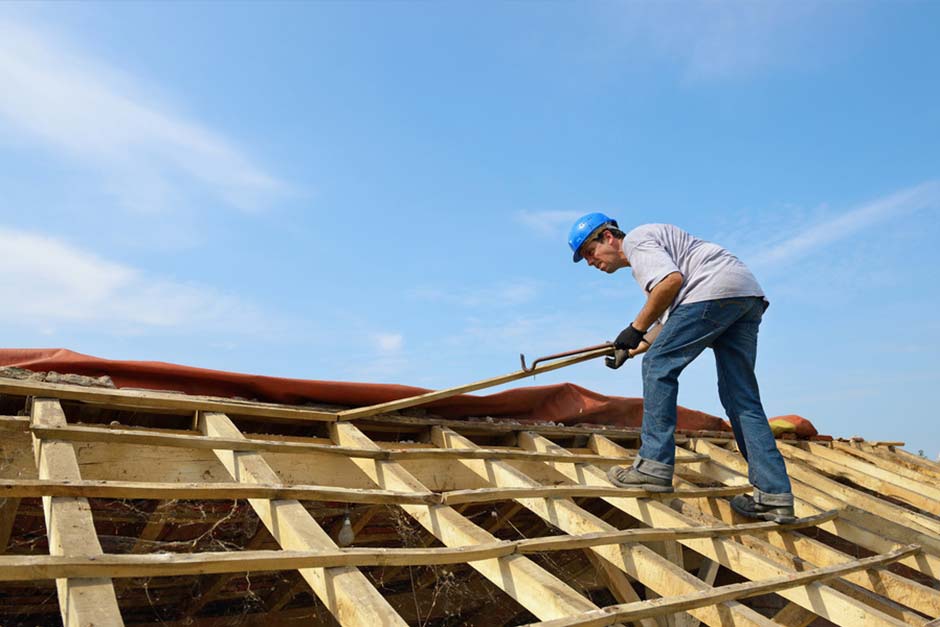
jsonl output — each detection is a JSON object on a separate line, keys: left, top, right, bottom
{"left": 568, "top": 213, "right": 795, "bottom": 523}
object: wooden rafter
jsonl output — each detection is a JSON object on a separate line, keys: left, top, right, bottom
{"left": 522, "top": 431, "right": 911, "bottom": 626}
{"left": 609, "top": 439, "right": 940, "bottom": 620}
{"left": 30, "top": 398, "right": 124, "bottom": 626}
{"left": 198, "top": 411, "right": 406, "bottom": 626}
{"left": 431, "top": 426, "right": 776, "bottom": 627}
{"left": 0, "top": 498, "right": 20, "bottom": 553}
{"left": 690, "top": 439, "right": 940, "bottom": 579}
{"left": 329, "top": 421, "right": 602, "bottom": 621}
{"left": 778, "top": 441, "right": 940, "bottom": 517}
{"left": 524, "top": 545, "right": 918, "bottom": 627}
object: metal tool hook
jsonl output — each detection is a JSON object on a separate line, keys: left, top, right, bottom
{"left": 520, "top": 342, "right": 615, "bottom": 373}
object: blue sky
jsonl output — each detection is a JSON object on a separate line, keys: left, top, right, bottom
{"left": 1, "top": 2, "right": 938, "bottom": 457}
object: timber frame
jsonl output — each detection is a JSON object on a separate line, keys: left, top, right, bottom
{"left": 0, "top": 376, "right": 937, "bottom": 626}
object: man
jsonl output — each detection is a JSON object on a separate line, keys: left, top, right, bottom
{"left": 568, "top": 212, "right": 795, "bottom": 523}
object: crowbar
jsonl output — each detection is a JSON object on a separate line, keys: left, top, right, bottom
{"left": 520, "top": 342, "right": 615, "bottom": 373}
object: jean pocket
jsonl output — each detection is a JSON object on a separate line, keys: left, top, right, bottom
{"left": 702, "top": 299, "right": 747, "bottom": 326}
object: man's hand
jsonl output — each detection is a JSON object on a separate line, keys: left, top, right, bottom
{"left": 605, "top": 348, "right": 630, "bottom": 369}
{"left": 614, "top": 325, "right": 645, "bottom": 351}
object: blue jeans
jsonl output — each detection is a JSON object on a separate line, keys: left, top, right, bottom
{"left": 632, "top": 296, "right": 793, "bottom": 506}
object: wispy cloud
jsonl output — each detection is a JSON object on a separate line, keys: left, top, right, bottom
{"left": 375, "top": 333, "right": 404, "bottom": 352}
{"left": 749, "top": 181, "right": 940, "bottom": 268}
{"left": 413, "top": 279, "right": 541, "bottom": 308}
{"left": 611, "top": 2, "right": 857, "bottom": 82}
{"left": 0, "top": 19, "right": 288, "bottom": 214}
{"left": 515, "top": 210, "right": 582, "bottom": 237}
{"left": 0, "top": 227, "right": 268, "bottom": 334}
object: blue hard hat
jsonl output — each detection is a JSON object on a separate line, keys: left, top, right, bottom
{"left": 568, "top": 212, "right": 618, "bottom": 262}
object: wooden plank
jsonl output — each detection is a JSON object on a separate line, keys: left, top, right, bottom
{"left": 0, "top": 514, "right": 839, "bottom": 581}
{"left": 833, "top": 442, "right": 940, "bottom": 485}
{"left": 330, "top": 421, "right": 602, "bottom": 621}
{"left": 678, "top": 441, "right": 940, "bottom": 619}
{"left": 783, "top": 441, "right": 940, "bottom": 515}
{"left": 687, "top": 560, "right": 720, "bottom": 627}
{"left": 336, "top": 346, "right": 615, "bottom": 421}
{"left": 199, "top": 411, "right": 405, "bottom": 626}
{"left": 432, "top": 427, "right": 776, "bottom": 627}
{"left": 442, "top": 484, "right": 749, "bottom": 505}
{"left": 524, "top": 545, "right": 918, "bottom": 627}
{"left": 31, "top": 423, "right": 635, "bottom": 464}
{"left": 774, "top": 443, "right": 940, "bottom": 536}
{"left": 890, "top": 448, "right": 940, "bottom": 474}
{"left": 689, "top": 439, "right": 940, "bottom": 580}
{"left": 0, "top": 478, "right": 438, "bottom": 505}
{"left": 581, "top": 549, "right": 662, "bottom": 627}
{"left": 30, "top": 398, "right": 124, "bottom": 626}
{"left": 360, "top": 413, "right": 714, "bottom": 451}
{"left": 771, "top": 602, "right": 816, "bottom": 627}
{"left": 0, "top": 478, "right": 749, "bottom": 507}
{"left": 0, "top": 416, "right": 29, "bottom": 431}
{"left": 0, "top": 378, "right": 337, "bottom": 422}
{"left": 521, "top": 432, "right": 911, "bottom": 627}
{"left": 0, "top": 498, "right": 19, "bottom": 553}
{"left": 669, "top": 484, "right": 939, "bottom": 622}
{"left": 129, "top": 500, "right": 172, "bottom": 554}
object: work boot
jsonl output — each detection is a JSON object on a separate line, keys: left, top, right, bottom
{"left": 730, "top": 494, "right": 796, "bottom": 524}
{"left": 607, "top": 465, "right": 673, "bottom": 493}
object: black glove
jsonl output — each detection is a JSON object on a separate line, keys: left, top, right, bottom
{"left": 614, "top": 324, "right": 645, "bottom": 351}
{"left": 605, "top": 348, "right": 630, "bottom": 370}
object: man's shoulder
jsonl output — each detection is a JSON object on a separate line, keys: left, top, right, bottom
{"left": 624, "top": 223, "right": 681, "bottom": 247}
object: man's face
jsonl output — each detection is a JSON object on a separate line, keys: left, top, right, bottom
{"left": 581, "top": 230, "right": 625, "bottom": 273}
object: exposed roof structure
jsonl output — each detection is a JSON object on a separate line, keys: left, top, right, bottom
{"left": 0, "top": 357, "right": 938, "bottom": 626}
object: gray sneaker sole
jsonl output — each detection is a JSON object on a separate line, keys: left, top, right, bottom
{"left": 606, "top": 466, "right": 673, "bottom": 493}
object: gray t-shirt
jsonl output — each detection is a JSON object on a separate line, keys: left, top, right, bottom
{"left": 623, "top": 224, "right": 765, "bottom": 317}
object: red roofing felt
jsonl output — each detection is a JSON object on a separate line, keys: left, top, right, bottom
{"left": 0, "top": 348, "right": 814, "bottom": 436}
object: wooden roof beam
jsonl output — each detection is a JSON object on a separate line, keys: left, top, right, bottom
{"left": 329, "top": 420, "right": 602, "bottom": 622}
{"left": 198, "top": 411, "right": 405, "bottom": 626}
{"left": 603, "top": 439, "right": 940, "bottom": 620}
{"left": 431, "top": 426, "right": 776, "bottom": 627}
{"left": 31, "top": 398, "right": 124, "bottom": 626}
{"left": 521, "top": 431, "right": 912, "bottom": 627}
{"left": 690, "top": 438, "right": 940, "bottom": 579}
{"left": 524, "top": 545, "right": 917, "bottom": 627}
{"left": 1, "top": 379, "right": 336, "bottom": 422}
{"left": 779, "top": 441, "right": 940, "bottom": 518}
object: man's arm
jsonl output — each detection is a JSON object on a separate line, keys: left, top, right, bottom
{"left": 632, "top": 271, "right": 683, "bottom": 332}
{"left": 627, "top": 324, "right": 663, "bottom": 358}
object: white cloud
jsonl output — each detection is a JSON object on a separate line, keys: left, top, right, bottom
{"left": 611, "top": 2, "right": 854, "bottom": 82}
{"left": 0, "top": 19, "right": 288, "bottom": 213}
{"left": 0, "top": 227, "right": 266, "bottom": 333}
{"left": 749, "top": 181, "right": 940, "bottom": 268}
{"left": 413, "top": 279, "right": 541, "bottom": 308}
{"left": 375, "top": 333, "right": 404, "bottom": 352}
{"left": 515, "top": 210, "right": 582, "bottom": 237}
